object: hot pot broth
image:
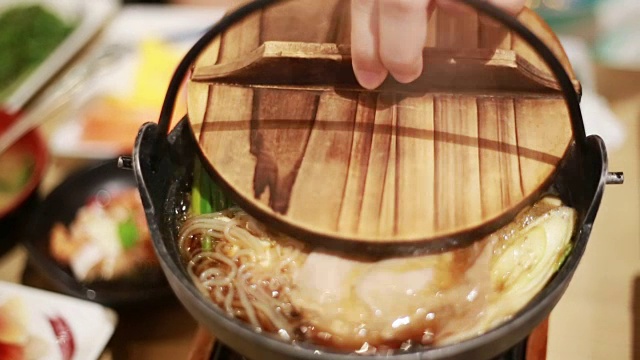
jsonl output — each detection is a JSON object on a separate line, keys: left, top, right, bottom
{"left": 176, "top": 160, "right": 576, "bottom": 354}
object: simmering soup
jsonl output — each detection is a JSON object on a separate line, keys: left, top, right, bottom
{"left": 177, "top": 162, "right": 576, "bottom": 354}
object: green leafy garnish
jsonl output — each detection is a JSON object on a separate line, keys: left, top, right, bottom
{"left": 0, "top": 5, "right": 75, "bottom": 98}
{"left": 118, "top": 217, "right": 139, "bottom": 250}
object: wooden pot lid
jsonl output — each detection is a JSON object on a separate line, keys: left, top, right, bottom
{"left": 185, "top": 0, "right": 580, "bottom": 253}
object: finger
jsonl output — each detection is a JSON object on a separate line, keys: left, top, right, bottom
{"left": 351, "top": 0, "right": 388, "bottom": 89}
{"left": 489, "top": 0, "right": 527, "bottom": 14}
{"left": 378, "top": 0, "right": 430, "bottom": 84}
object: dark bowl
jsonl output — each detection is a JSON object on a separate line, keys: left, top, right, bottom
{"left": 132, "top": 119, "right": 609, "bottom": 360}
{"left": 22, "top": 159, "right": 172, "bottom": 308}
{"left": 0, "top": 112, "right": 49, "bottom": 255}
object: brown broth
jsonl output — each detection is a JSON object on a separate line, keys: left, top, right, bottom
{"left": 178, "top": 197, "right": 574, "bottom": 355}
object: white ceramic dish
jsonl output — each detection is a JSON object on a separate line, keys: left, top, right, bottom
{"left": 0, "top": 281, "right": 118, "bottom": 360}
{"left": 0, "top": 0, "right": 119, "bottom": 114}
{"left": 49, "top": 4, "right": 227, "bottom": 160}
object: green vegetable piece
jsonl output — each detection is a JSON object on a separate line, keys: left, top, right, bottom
{"left": 490, "top": 207, "right": 575, "bottom": 300}
{"left": 118, "top": 217, "right": 139, "bottom": 250}
{"left": 200, "top": 164, "right": 213, "bottom": 215}
{"left": 209, "top": 175, "right": 232, "bottom": 211}
{"left": 190, "top": 158, "right": 233, "bottom": 215}
{"left": 191, "top": 160, "right": 203, "bottom": 215}
{"left": 201, "top": 235, "right": 213, "bottom": 252}
{"left": 0, "top": 5, "right": 75, "bottom": 98}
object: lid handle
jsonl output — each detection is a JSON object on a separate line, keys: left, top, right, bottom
{"left": 155, "top": 0, "right": 586, "bottom": 158}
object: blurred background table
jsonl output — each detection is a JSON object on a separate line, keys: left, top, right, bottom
{"left": 0, "top": 1, "right": 639, "bottom": 359}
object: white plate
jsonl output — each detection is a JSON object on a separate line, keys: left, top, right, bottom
{"left": 0, "top": 281, "right": 118, "bottom": 360}
{"left": 0, "top": 0, "right": 119, "bottom": 114}
{"left": 49, "top": 4, "right": 228, "bottom": 160}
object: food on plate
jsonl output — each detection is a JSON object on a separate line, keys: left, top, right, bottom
{"left": 0, "top": 297, "right": 28, "bottom": 359}
{"left": 50, "top": 188, "right": 158, "bottom": 282}
{"left": 0, "top": 282, "right": 116, "bottom": 360}
{"left": 176, "top": 164, "right": 576, "bottom": 354}
{"left": 0, "top": 4, "right": 75, "bottom": 98}
{"left": 0, "top": 147, "right": 35, "bottom": 212}
{"left": 0, "top": 296, "right": 63, "bottom": 360}
{"left": 0, "top": 296, "right": 75, "bottom": 360}
{"left": 78, "top": 39, "right": 187, "bottom": 153}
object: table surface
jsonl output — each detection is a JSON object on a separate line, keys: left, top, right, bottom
{"left": 547, "top": 66, "right": 640, "bottom": 360}
{"left": 0, "top": 4, "right": 639, "bottom": 360}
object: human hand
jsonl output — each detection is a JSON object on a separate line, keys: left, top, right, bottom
{"left": 350, "top": 0, "right": 527, "bottom": 89}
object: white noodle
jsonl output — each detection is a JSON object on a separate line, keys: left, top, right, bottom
{"left": 178, "top": 208, "right": 306, "bottom": 339}
{"left": 213, "top": 285, "right": 225, "bottom": 303}
{"left": 224, "top": 286, "right": 235, "bottom": 315}
{"left": 237, "top": 281, "right": 260, "bottom": 329}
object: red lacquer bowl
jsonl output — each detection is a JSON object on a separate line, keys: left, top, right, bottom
{"left": 0, "top": 111, "right": 49, "bottom": 252}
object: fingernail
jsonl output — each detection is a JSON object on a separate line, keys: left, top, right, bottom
{"left": 355, "top": 69, "right": 388, "bottom": 90}
{"left": 392, "top": 64, "right": 423, "bottom": 84}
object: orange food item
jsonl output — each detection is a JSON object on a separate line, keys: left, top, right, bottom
{"left": 80, "top": 98, "right": 154, "bottom": 153}
{"left": 79, "top": 38, "right": 187, "bottom": 153}
{"left": 0, "top": 297, "right": 27, "bottom": 360}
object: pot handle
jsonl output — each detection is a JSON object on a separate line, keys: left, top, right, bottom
{"left": 153, "top": 0, "right": 587, "bottom": 157}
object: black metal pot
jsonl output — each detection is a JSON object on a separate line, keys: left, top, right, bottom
{"left": 125, "top": 0, "right": 623, "bottom": 359}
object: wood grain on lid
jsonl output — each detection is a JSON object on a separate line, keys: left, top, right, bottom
{"left": 186, "top": 1, "right": 576, "bottom": 250}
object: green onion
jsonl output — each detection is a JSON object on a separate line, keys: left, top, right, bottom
{"left": 191, "top": 160, "right": 203, "bottom": 215}
{"left": 118, "top": 217, "right": 139, "bottom": 250}
{"left": 201, "top": 235, "right": 213, "bottom": 252}
{"left": 191, "top": 158, "right": 232, "bottom": 215}
{"left": 200, "top": 162, "right": 213, "bottom": 215}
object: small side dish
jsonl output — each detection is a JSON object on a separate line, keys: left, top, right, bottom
{"left": 50, "top": 188, "right": 158, "bottom": 282}
{"left": 0, "top": 296, "right": 32, "bottom": 360}
{"left": 23, "top": 160, "right": 170, "bottom": 306}
{"left": 0, "top": 281, "right": 117, "bottom": 360}
{"left": 0, "top": 296, "right": 74, "bottom": 360}
{"left": 0, "top": 4, "right": 75, "bottom": 100}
